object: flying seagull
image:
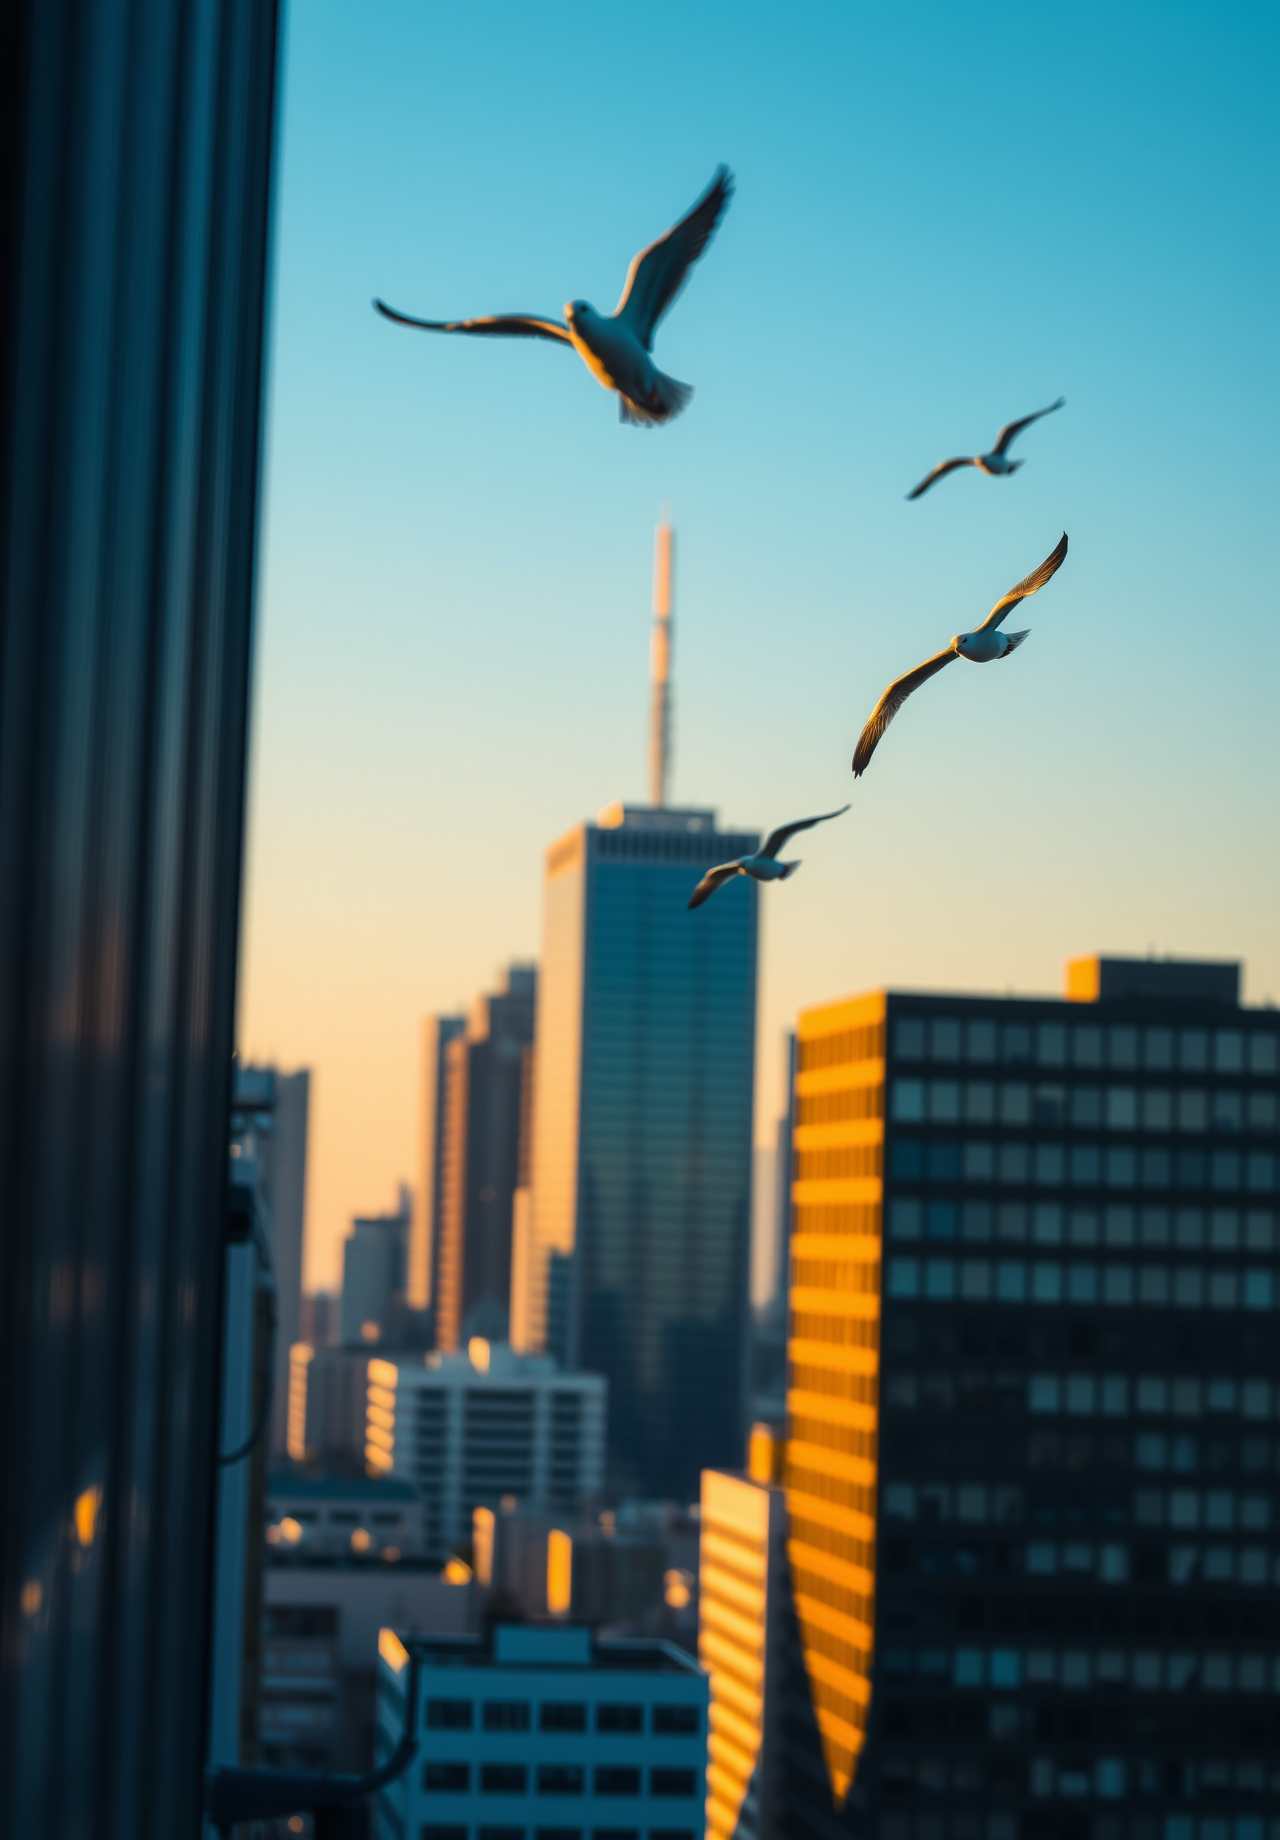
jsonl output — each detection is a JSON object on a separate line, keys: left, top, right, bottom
{"left": 688, "top": 806, "right": 850, "bottom": 909}
{"left": 851, "top": 534, "right": 1068, "bottom": 778}
{"left": 374, "top": 167, "right": 734, "bottom": 427}
{"left": 906, "top": 398, "right": 1065, "bottom": 499}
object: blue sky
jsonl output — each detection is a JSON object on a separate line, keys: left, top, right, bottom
{"left": 237, "top": 1, "right": 1280, "bottom": 1289}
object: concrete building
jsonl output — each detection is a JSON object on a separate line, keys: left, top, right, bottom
{"left": 375, "top": 1621, "right": 709, "bottom": 1840}
{"left": 519, "top": 802, "right": 760, "bottom": 1501}
{"left": 261, "top": 1563, "right": 477, "bottom": 1771}
{"left": 264, "top": 1473, "right": 429, "bottom": 1562}
{"left": 364, "top": 1340, "right": 606, "bottom": 1560}
{"left": 699, "top": 1440, "right": 790, "bottom": 1840}
{"left": 287, "top": 1343, "right": 371, "bottom": 1468}
{"left": 434, "top": 965, "right": 537, "bottom": 1352}
{"left": 783, "top": 954, "right": 1279, "bottom": 1836}
{"left": 414, "top": 1014, "right": 466, "bottom": 1317}
{"left": 340, "top": 1191, "right": 410, "bottom": 1348}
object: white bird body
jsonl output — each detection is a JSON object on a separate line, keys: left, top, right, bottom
{"left": 907, "top": 398, "right": 1063, "bottom": 499}
{"left": 688, "top": 806, "right": 849, "bottom": 910}
{"left": 375, "top": 168, "right": 733, "bottom": 426}
{"left": 851, "top": 535, "right": 1067, "bottom": 777}
{"left": 953, "top": 625, "right": 1020, "bottom": 663}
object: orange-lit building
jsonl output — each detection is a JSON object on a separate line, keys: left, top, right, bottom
{"left": 785, "top": 994, "right": 887, "bottom": 1831}
{"left": 782, "top": 956, "right": 1279, "bottom": 1838}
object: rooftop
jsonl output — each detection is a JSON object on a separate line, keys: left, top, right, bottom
{"left": 387, "top": 1624, "right": 703, "bottom": 1675}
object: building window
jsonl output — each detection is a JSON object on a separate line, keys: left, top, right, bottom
{"left": 539, "top": 1702, "right": 586, "bottom": 1732}
{"left": 652, "top": 1705, "right": 701, "bottom": 1734}
{"left": 422, "top": 1828, "right": 468, "bottom": 1840}
{"left": 426, "top": 1700, "right": 473, "bottom": 1730}
{"left": 483, "top": 1701, "right": 531, "bottom": 1731}
{"left": 594, "top": 1767, "right": 641, "bottom": 1795}
{"left": 536, "top": 1765, "right": 585, "bottom": 1794}
{"left": 650, "top": 1770, "right": 698, "bottom": 1798}
{"left": 479, "top": 1764, "right": 528, "bottom": 1794}
{"left": 424, "top": 1763, "right": 470, "bottom": 1791}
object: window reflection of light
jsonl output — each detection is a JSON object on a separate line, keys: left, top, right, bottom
{"left": 74, "top": 1485, "right": 103, "bottom": 1548}
{"left": 350, "top": 1527, "right": 372, "bottom": 1554}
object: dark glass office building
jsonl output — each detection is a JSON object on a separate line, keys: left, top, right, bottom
{"left": 784, "top": 956, "right": 1280, "bottom": 1839}
{"left": 522, "top": 805, "right": 759, "bottom": 1500}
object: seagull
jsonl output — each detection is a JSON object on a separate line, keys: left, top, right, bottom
{"left": 851, "top": 534, "right": 1068, "bottom": 778}
{"left": 374, "top": 167, "right": 734, "bottom": 427}
{"left": 688, "top": 806, "right": 850, "bottom": 909}
{"left": 906, "top": 398, "right": 1065, "bottom": 499}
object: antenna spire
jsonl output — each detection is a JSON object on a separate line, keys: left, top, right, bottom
{"left": 648, "top": 519, "right": 673, "bottom": 808}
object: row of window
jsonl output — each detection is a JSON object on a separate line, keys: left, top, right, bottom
{"left": 882, "top": 1644, "right": 1280, "bottom": 1695}
{"left": 890, "top": 1080, "right": 1278, "bottom": 1133}
{"left": 885, "top": 1257, "right": 1278, "bottom": 1310}
{"left": 1027, "top": 1544, "right": 1280, "bottom": 1588}
{"left": 887, "top": 1200, "right": 1277, "bottom": 1249}
{"left": 421, "top": 1765, "right": 697, "bottom": 1798}
{"left": 892, "top": 1018, "right": 1277, "bottom": 1076}
{"left": 889, "top": 1141, "right": 1279, "bottom": 1194}
{"left": 424, "top": 1703, "right": 698, "bottom": 1737}
{"left": 883, "top": 1474, "right": 1276, "bottom": 1526}
{"left": 878, "top": 1817, "right": 1274, "bottom": 1840}
{"left": 413, "top": 1828, "right": 697, "bottom": 1840}
{"left": 884, "top": 1374, "right": 1277, "bottom": 1420}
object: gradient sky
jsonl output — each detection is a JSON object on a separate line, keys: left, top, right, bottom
{"left": 237, "top": 1, "right": 1279, "bottom": 1294}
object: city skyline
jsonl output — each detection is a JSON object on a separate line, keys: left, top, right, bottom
{"left": 235, "top": 2, "right": 1278, "bottom": 1293}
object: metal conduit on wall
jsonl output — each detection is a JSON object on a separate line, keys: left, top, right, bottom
{"left": 0, "top": 1, "right": 280, "bottom": 1834}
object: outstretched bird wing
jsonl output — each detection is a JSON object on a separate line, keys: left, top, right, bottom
{"left": 976, "top": 532, "right": 1068, "bottom": 633}
{"left": 760, "top": 805, "right": 852, "bottom": 860}
{"left": 991, "top": 396, "right": 1065, "bottom": 456}
{"left": 614, "top": 167, "right": 734, "bottom": 350}
{"left": 906, "top": 456, "right": 978, "bottom": 500}
{"left": 688, "top": 860, "right": 741, "bottom": 910}
{"left": 852, "top": 650, "right": 958, "bottom": 777}
{"left": 373, "top": 300, "right": 572, "bottom": 343}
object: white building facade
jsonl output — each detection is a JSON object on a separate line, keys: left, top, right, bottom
{"left": 364, "top": 1341, "right": 606, "bottom": 1560}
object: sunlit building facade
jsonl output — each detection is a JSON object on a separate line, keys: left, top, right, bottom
{"left": 786, "top": 956, "right": 1280, "bottom": 1837}
{"left": 699, "top": 1449, "right": 789, "bottom": 1840}
{"left": 364, "top": 1341, "right": 605, "bottom": 1561}
{"left": 521, "top": 804, "right": 760, "bottom": 1499}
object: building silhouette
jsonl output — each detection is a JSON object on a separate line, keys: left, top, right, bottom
{"left": 233, "top": 1064, "right": 311, "bottom": 1454}
{"left": 414, "top": 1014, "right": 465, "bottom": 1318}
{"left": 339, "top": 1192, "right": 410, "bottom": 1348}
{"left": 434, "top": 965, "right": 537, "bottom": 1351}
{"left": 519, "top": 802, "right": 760, "bottom": 1500}
{"left": 781, "top": 954, "right": 1279, "bottom": 1836}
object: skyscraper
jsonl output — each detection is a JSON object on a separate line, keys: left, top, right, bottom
{"left": 783, "top": 954, "right": 1279, "bottom": 1836}
{"left": 517, "top": 521, "right": 759, "bottom": 1498}
{"left": 521, "top": 802, "right": 760, "bottom": 1499}
{"left": 413, "top": 1014, "right": 465, "bottom": 1315}
{"left": 339, "top": 1196, "right": 410, "bottom": 1348}
{"left": 434, "top": 965, "right": 537, "bottom": 1351}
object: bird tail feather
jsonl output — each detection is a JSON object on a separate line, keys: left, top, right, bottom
{"left": 618, "top": 371, "right": 693, "bottom": 427}
{"left": 1000, "top": 629, "right": 1031, "bottom": 656}
{"left": 779, "top": 860, "right": 801, "bottom": 880}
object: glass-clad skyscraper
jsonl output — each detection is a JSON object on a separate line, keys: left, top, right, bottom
{"left": 521, "top": 803, "right": 760, "bottom": 1500}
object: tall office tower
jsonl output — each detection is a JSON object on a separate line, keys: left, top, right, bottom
{"left": 435, "top": 965, "right": 538, "bottom": 1351}
{"left": 414, "top": 1014, "right": 465, "bottom": 1315}
{"left": 649, "top": 518, "right": 674, "bottom": 806}
{"left": 364, "top": 1341, "right": 606, "bottom": 1560}
{"left": 339, "top": 1198, "right": 409, "bottom": 1347}
{"left": 785, "top": 954, "right": 1280, "bottom": 1837}
{"left": 233, "top": 1065, "right": 311, "bottom": 1454}
{"left": 521, "top": 802, "right": 760, "bottom": 1499}
{"left": 699, "top": 1443, "right": 790, "bottom": 1840}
